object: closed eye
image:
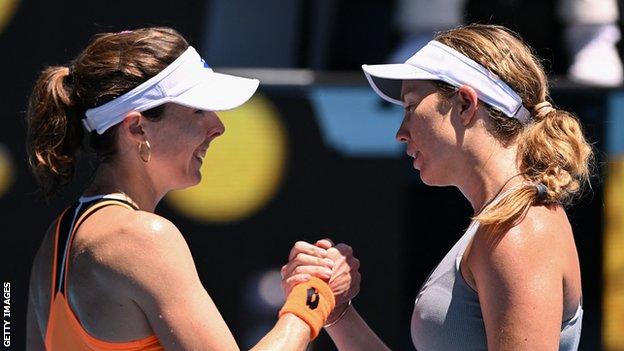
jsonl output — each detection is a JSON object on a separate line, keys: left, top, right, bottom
{"left": 404, "top": 103, "right": 416, "bottom": 114}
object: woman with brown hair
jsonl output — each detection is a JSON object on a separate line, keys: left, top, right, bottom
{"left": 283, "top": 23, "right": 591, "bottom": 350}
{"left": 25, "top": 27, "right": 359, "bottom": 351}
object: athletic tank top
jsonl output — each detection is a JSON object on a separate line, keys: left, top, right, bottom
{"left": 44, "top": 194, "right": 164, "bottom": 351}
{"left": 410, "top": 190, "right": 583, "bottom": 351}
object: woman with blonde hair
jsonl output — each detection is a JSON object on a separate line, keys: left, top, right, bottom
{"left": 25, "top": 27, "right": 359, "bottom": 351}
{"left": 282, "top": 23, "right": 591, "bottom": 350}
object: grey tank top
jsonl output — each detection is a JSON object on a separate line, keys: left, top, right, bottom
{"left": 410, "top": 206, "right": 583, "bottom": 350}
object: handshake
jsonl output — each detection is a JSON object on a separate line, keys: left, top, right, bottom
{"left": 278, "top": 239, "right": 361, "bottom": 338}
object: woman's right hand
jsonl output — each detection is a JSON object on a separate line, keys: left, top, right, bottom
{"left": 281, "top": 240, "right": 361, "bottom": 311}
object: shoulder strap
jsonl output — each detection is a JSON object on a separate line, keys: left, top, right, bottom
{"left": 55, "top": 198, "right": 137, "bottom": 295}
{"left": 50, "top": 206, "right": 76, "bottom": 299}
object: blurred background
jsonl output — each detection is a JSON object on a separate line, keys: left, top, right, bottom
{"left": 0, "top": 0, "right": 623, "bottom": 350}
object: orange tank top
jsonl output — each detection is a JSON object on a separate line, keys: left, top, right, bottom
{"left": 44, "top": 195, "right": 164, "bottom": 351}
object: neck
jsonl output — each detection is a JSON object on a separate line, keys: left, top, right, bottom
{"left": 84, "top": 160, "right": 163, "bottom": 212}
{"left": 456, "top": 145, "right": 524, "bottom": 215}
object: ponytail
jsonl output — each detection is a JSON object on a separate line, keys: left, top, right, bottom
{"left": 25, "top": 28, "right": 188, "bottom": 200}
{"left": 26, "top": 66, "right": 84, "bottom": 200}
{"left": 433, "top": 25, "right": 594, "bottom": 231}
{"left": 474, "top": 107, "right": 594, "bottom": 229}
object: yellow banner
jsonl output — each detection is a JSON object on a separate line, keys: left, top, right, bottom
{"left": 604, "top": 157, "right": 624, "bottom": 350}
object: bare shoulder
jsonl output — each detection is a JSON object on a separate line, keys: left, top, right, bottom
{"left": 75, "top": 209, "right": 196, "bottom": 294}
{"left": 466, "top": 204, "right": 581, "bottom": 349}
{"left": 86, "top": 208, "right": 190, "bottom": 263}
{"left": 511, "top": 204, "right": 572, "bottom": 240}
{"left": 470, "top": 204, "right": 572, "bottom": 276}
{"left": 115, "top": 210, "right": 186, "bottom": 248}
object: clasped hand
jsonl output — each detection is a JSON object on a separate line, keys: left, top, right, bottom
{"left": 281, "top": 239, "right": 361, "bottom": 323}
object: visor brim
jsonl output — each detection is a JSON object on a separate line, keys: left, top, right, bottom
{"left": 172, "top": 71, "right": 260, "bottom": 112}
{"left": 361, "top": 63, "right": 438, "bottom": 105}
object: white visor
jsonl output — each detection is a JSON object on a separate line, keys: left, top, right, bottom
{"left": 83, "top": 46, "right": 260, "bottom": 134}
{"left": 361, "top": 40, "right": 530, "bottom": 123}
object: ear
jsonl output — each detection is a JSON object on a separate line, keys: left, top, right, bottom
{"left": 456, "top": 85, "right": 479, "bottom": 127}
{"left": 120, "top": 111, "right": 146, "bottom": 143}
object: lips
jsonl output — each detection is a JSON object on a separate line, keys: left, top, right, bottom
{"left": 412, "top": 152, "right": 420, "bottom": 167}
{"left": 406, "top": 149, "right": 421, "bottom": 169}
{"left": 194, "top": 149, "right": 207, "bottom": 162}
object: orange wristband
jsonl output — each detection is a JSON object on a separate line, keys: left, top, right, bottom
{"left": 279, "top": 277, "right": 336, "bottom": 339}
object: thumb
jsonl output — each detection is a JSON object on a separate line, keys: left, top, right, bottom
{"left": 315, "top": 238, "right": 334, "bottom": 249}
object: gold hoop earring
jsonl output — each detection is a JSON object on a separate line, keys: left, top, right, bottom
{"left": 138, "top": 140, "right": 151, "bottom": 163}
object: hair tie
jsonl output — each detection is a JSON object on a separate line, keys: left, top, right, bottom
{"left": 65, "top": 64, "right": 76, "bottom": 87}
{"left": 533, "top": 101, "right": 555, "bottom": 119}
{"left": 535, "top": 183, "right": 549, "bottom": 202}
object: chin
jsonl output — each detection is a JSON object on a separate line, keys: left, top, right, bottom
{"left": 185, "top": 175, "right": 202, "bottom": 188}
{"left": 418, "top": 168, "right": 448, "bottom": 187}
{"left": 419, "top": 174, "right": 437, "bottom": 186}
{"left": 190, "top": 176, "right": 202, "bottom": 186}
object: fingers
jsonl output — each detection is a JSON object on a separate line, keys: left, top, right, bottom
{"left": 290, "top": 252, "right": 335, "bottom": 269}
{"left": 320, "top": 243, "right": 361, "bottom": 304}
{"left": 281, "top": 254, "right": 334, "bottom": 281}
{"left": 330, "top": 243, "right": 353, "bottom": 256}
{"left": 289, "top": 241, "right": 328, "bottom": 261}
{"left": 327, "top": 254, "right": 360, "bottom": 284}
{"left": 281, "top": 273, "right": 311, "bottom": 296}
{"left": 281, "top": 265, "right": 332, "bottom": 296}
{"left": 348, "top": 255, "right": 360, "bottom": 271}
{"left": 282, "top": 240, "right": 361, "bottom": 303}
{"left": 315, "top": 238, "right": 334, "bottom": 249}
{"left": 294, "top": 265, "right": 333, "bottom": 279}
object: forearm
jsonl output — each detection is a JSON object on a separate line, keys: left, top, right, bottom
{"left": 250, "top": 313, "right": 311, "bottom": 351}
{"left": 325, "top": 305, "right": 391, "bottom": 351}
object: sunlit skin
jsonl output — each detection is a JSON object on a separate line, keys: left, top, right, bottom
{"left": 283, "top": 79, "right": 583, "bottom": 350}
{"left": 27, "top": 103, "right": 359, "bottom": 351}
{"left": 396, "top": 80, "right": 522, "bottom": 213}
{"left": 86, "top": 103, "right": 225, "bottom": 212}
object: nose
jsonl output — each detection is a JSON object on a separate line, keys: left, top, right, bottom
{"left": 395, "top": 121, "right": 409, "bottom": 143}
{"left": 208, "top": 113, "right": 225, "bottom": 140}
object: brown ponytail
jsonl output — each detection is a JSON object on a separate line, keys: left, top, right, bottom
{"left": 26, "top": 66, "right": 83, "bottom": 200}
{"left": 434, "top": 24, "right": 594, "bottom": 230}
{"left": 25, "top": 27, "right": 188, "bottom": 200}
